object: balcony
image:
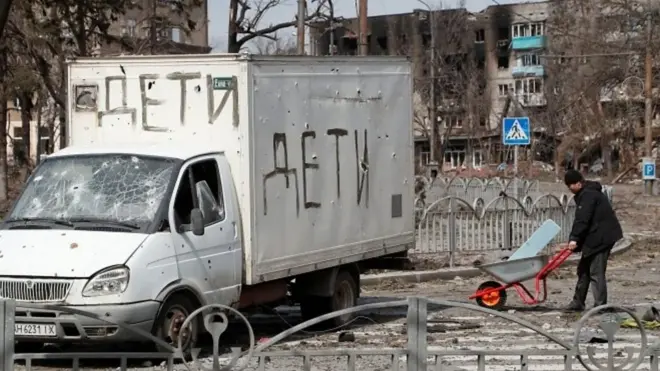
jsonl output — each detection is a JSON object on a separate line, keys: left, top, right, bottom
{"left": 511, "top": 36, "right": 547, "bottom": 50}
{"left": 511, "top": 65, "right": 545, "bottom": 77}
{"left": 516, "top": 93, "right": 546, "bottom": 107}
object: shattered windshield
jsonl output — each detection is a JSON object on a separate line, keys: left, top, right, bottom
{"left": 8, "top": 155, "right": 177, "bottom": 225}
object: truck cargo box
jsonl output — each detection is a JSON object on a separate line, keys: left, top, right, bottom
{"left": 67, "top": 54, "right": 415, "bottom": 285}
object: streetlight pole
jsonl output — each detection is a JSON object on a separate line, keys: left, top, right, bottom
{"left": 644, "top": 12, "right": 654, "bottom": 195}
{"left": 418, "top": 0, "right": 437, "bottom": 170}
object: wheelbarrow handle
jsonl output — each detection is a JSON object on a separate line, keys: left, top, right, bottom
{"left": 539, "top": 248, "right": 572, "bottom": 278}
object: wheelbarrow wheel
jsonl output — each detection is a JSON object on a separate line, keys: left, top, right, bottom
{"left": 475, "top": 281, "right": 507, "bottom": 310}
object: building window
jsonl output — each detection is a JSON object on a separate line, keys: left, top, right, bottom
{"left": 12, "top": 127, "right": 25, "bottom": 165}
{"left": 497, "top": 56, "right": 509, "bottom": 69}
{"left": 520, "top": 54, "right": 541, "bottom": 66}
{"left": 512, "top": 22, "right": 545, "bottom": 38}
{"left": 443, "top": 116, "right": 463, "bottom": 129}
{"left": 420, "top": 151, "right": 430, "bottom": 167}
{"left": 171, "top": 27, "right": 181, "bottom": 42}
{"left": 475, "top": 29, "right": 485, "bottom": 43}
{"left": 473, "top": 151, "right": 483, "bottom": 168}
{"left": 444, "top": 150, "right": 466, "bottom": 169}
{"left": 498, "top": 84, "right": 510, "bottom": 97}
{"left": 39, "top": 126, "right": 51, "bottom": 154}
{"left": 442, "top": 116, "right": 463, "bottom": 129}
{"left": 497, "top": 27, "right": 509, "bottom": 41}
{"left": 530, "top": 22, "right": 545, "bottom": 36}
{"left": 158, "top": 27, "right": 170, "bottom": 40}
{"left": 514, "top": 78, "right": 544, "bottom": 95}
{"left": 125, "top": 19, "right": 136, "bottom": 37}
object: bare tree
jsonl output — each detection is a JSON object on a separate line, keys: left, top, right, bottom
{"left": 545, "top": 0, "right": 649, "bottom": 178}
{"left": 409, "top": 3, "right": 488, "bottom": 172}
{"left": 253, "top": 34, "right": 298, "bottom": 55}
{"left": 227, "top": 0, "right": 335, "bottom": 53}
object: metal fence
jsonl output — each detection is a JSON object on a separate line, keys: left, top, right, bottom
{"left": 412, "top": 177, "right": 615, "bottom": 265}
{"left": 414, "top": 194, "right": 577, "bottom": 265}
{"left": 417, "top": 176, "right": 555, "bottom": 205}
{"left": 1, "top": 297, "right": 655, "bottom": 371}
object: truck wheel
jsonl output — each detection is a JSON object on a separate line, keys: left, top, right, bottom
{"left": 153, "top": 294, "right": 199, "bottom": 358}
{"left": 300, "top": 270, "right": 358, "bottom": 328}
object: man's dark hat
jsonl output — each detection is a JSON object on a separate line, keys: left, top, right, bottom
{"left": 564, "top": 170, "right": 584, "bottom": 186}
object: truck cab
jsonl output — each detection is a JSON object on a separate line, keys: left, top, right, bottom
{"left": 4, "top": 144, "right": 242, "bottom": 351}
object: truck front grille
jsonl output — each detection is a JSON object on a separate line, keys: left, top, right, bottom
{"left": 0, "top": 278, "right": 72, "bottom": 302}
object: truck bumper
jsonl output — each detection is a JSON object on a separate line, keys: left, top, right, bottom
{"left": 15, "top": 301, "right": 160, "bottom": 343}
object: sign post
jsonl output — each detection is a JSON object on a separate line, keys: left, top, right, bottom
{"left": 642, "top": 157, "right": 656, "bottom": 195}
{"left": 502, "top": 117, "right": 531, "bottom": 198}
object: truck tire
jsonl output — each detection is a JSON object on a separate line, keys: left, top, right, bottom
{"left": 300, "top": 270, "right": 358, "bottom": 329}
{"left": 153, "top": 294, "right": 199, "bottom": 358}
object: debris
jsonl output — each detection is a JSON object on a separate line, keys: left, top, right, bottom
{"left": 620, "top": 318, "right": 660, "bottom": 330}
{"left": 542, "top": 323, "right": 551, "bottom": 330}
{"left": 338, "top": 332, "right": 355, "bottom": 342}
{"left": 508, "top": 309, "right": 516, "bottom": 314}
{"left": 642, "top": 306, "right": 660, "bottom": 322}
{"left": 587, "top": 336, "right": 608, "bottom": 344}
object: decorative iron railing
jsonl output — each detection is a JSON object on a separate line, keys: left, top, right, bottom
{"left": 1, "top": 297, "right": 654, "bottom": 371}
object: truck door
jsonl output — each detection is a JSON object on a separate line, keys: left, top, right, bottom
{"left": 168, "top": 154, "right": 242, "bottom": 306}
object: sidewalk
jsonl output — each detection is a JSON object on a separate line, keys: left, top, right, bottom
{"left": 361, "top": 236, "right": 633, "bottom": 286}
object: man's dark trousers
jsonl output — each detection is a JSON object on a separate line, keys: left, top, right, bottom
{"left": 572, "top": 245, "right": 613, "bottom": 308}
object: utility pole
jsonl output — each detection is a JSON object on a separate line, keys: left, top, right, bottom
{"left": 297, "top": 0, "right": 306, "bottom": 54}
{"left": 429, "top": 9, "right": 437, "bottom": 167}
{"left": 358, "top": 0, "right": 368, "bottom": 55}
{"left": 644, "top": 12, "right": 654, "bottom": 195}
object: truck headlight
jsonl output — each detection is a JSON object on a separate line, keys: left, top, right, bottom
{"left": 82, "top": 267, "right": 130, "bottom": 297}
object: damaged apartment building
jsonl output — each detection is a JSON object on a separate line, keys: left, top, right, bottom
{"left": 309, "top": 1, "right": 551, "bottom": 173}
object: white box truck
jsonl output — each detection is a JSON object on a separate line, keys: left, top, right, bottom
{"left": 1, "top": 54, "right": 414, "bottom": 351}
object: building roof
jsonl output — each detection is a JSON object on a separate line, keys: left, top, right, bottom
{"left": 48, "top": 142, "right": 221, "bottom": 160}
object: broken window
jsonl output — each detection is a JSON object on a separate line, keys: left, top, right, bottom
{"left": 173, "top": 158, "right": 225, "bottom": 228}
{"left": 475, "top": 29, "right": 485, "bottom": 43}
{"left": 497, "top": 27, "right": 509, "bottom": 41}
{"left": 498, "top": 56, "right": 509, "bottom": 69}
{"left": 9, "top": 155, "right": 176, "bottom": 225}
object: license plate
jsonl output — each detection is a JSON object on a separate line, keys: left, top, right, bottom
{"left": 14, "top": 323, "right": 57, "bottom": 337}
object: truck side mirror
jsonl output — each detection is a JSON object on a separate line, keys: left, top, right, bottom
{"left": 190, "top": 208, "right": 205, "bottom": 236}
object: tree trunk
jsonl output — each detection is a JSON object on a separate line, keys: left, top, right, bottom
{"left": 0, "top": 0, "right": 13, "bottom": 41}
{"left": 0, "top": 50, "right": 8, "bottom": 202}
{"left": 36, "top": 95, "right": 43, "bottom": 165}
{"left": 227, "top": 0, "right": 240, "bottom": 52}
{"left": 18, "top": 91, "right": 32, "bottom": 174}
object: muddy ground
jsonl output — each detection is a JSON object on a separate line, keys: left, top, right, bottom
{"left": 13, "top": 182, "right": 660, "bottom": 370}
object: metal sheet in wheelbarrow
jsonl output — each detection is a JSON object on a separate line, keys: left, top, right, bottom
{"left": 478, "top": 255, "right": 550, "bottom": 284}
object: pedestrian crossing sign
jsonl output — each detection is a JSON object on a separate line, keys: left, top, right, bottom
{"left": 502, "top": 117, "right": 531, "bottom": 146}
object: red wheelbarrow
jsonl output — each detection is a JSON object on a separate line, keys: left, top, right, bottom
{"left": 468, "top": 248, "right": 572, "bottom": 310}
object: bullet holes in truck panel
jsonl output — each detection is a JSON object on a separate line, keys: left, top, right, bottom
{"left": 173, "top": 159, "right": 225, "bottom": 231}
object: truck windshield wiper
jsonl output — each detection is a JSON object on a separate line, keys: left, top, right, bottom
{"left": 5, "top": 217, "right": 74, "bottom": 227}
{"left": 67, "top": 217, "right": 141, "bottom": 230}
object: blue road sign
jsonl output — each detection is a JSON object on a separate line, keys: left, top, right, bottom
{"left": 502, "top": 117, "right": 531, "bottom": 146}
{"left": 643, "top": 158, "right": 656, "bottom": 180}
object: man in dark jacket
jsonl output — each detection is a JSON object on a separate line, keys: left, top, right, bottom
{"left": 563, "top": 170, "right": 623, "bottom": 311}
